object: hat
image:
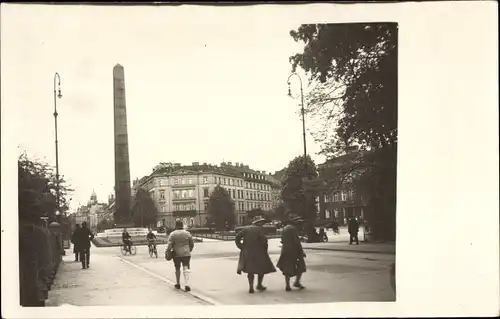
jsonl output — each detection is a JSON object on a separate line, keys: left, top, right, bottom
{"left": 290, "top": 216, "right": 304, "bottom": 223}
{"left": 252, "top": 216, "right": 267, "bottom": 225}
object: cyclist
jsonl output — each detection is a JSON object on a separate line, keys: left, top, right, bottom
{"left": 122, "top": 228, "right": 133, "bottom": 253}
{"left": 147, "top": 228, "right": 157, "bottom": 253}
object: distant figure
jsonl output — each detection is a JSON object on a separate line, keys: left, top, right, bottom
{"left": 122, "top": 228, "right": 132, "bottom": 253}
{"left": 147, "top": 228, "right": 157, "bottom": 251}
{"left": 330, "top": 220, "right": 340, "bottom": 234}
{"left": 235, "top": 216, "right": 276, "bottom": 294}
{"left": 348, "top": 216, "right": 360, "bottom": 245}
{"left": 277, "top": 216, "right": 307, "bottom": 291}
{"left": 71, "top": 224, "right": 81, "bottom": 262}
{"left": 166, "top": 219, "right": 194, "bottom": 292}
{"left": 77, "top": 222, "right": 94, "bottom": 269}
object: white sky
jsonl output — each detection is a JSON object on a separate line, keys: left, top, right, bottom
{"left": 2, "top": 4, "right": 324, "bottom": 212}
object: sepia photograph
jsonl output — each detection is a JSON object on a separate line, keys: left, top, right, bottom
{"left": 1, "top": 2, "right": 498, "bottom": 318}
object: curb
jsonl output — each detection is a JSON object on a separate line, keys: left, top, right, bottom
{"left": 117, "top": 256, "right": 221, "bottom": 306}
{"left": 302, "top": 246, "right": 395, "bottom": 255}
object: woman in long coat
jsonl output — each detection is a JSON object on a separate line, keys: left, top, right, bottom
{"left": 277, "top": 216, "right": 307, "bottom": 291}
{"left": 71, "top": 224, "right": 81, "bottom": 262}
{"left": 235, "top": 216, "right": 276, "bottom": 293}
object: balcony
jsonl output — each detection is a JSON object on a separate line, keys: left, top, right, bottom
{"left": 172, "top": 197, "right": 197, "bottom": 202}
{"left": 172, "top": 210, "right": 198, "bottom": 218}
{"left": 171, "top": 183, "right": 197, "bottom": 188}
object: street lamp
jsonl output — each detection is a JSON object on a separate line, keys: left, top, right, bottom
{"left": 287, "top": 73, "right": 308, "bottom": 175}
{"left": 53, "top": 72, "right": 62, "bottom": 214}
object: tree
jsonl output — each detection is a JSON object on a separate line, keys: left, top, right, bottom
{"left": 18, "top": 152, "right": 73, "bottom": 223}
{"left": 207, "top": 185, "right": 235, "bottom": 231}
{"left": 281, "top": 155, "right": 320, "bottom": 241}
{"left": 131, "top": 188, "right": 158, "bottom": 228}
{"left": 289, "top": 23, "right": 397, "bottom": 240}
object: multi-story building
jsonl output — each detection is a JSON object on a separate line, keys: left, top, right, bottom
{"left": 134, "top": 161, "right": 274, "bottom": 228}
{"left": 73, "top": 190, "right": 106, "bottom": 232}
{"left": 266, "top": 172, "right": 283, "bottom": 210}
{"left": 317, "top": 147, "right": 369, "bottom": 224}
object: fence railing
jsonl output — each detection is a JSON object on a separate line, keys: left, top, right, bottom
{"left": 19, "top": 222, "right": 63, "bottom": 307}
{"left": 194, "top": 232, "right": 282, "bottom": 241}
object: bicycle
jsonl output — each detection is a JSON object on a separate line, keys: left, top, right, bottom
{"left": 120, "top": 242, "right": 137, "bottom": 255}
{"left": 148, "top": 241, "right": 158, "bottom": 258}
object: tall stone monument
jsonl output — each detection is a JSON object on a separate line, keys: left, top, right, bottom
{"left": 113, "top": 64, "right": 133, "bottom": 226}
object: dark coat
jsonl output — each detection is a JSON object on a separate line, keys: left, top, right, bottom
{"left": 348, "top": 219, "right": 359, "bottom": 234}
{"left": 74, "top": 227, "right": 94, "bottom": 249}
{"left": 235, "top": 225, "right": 276, "bottom": 275}
{"left": 277, "top": 224, "right": 306, "bottom": 277}
{"left": 71, "top": 229, "right": 80, "bottom": 253}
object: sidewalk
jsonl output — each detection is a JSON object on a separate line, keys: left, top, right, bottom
{"left": 45, "top": 250, "right": 207, "bottom": 306}
{"left": 301, "top": 241, "right": 395, "bottom": 255}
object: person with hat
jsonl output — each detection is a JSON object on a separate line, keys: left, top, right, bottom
{"left": 277, "top": 215, "right": 307, "bottom": 291}
{"left": 235, "top": 216, "right": 276, "bottom": 293}
{"left": 76, "top": 221, "right": 94, "bottom": 269}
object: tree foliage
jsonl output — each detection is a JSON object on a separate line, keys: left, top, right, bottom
{"left": 280, "top": 155, "right": 319, "bottom": 221}
{"left": 289, "top": 23, "right": 397, "bottom": 240}
{"left": 18, "top": 152, "right": 73, "bottom": 223}
{"left": 207, "top": 185, "right": 235, "bottom": 230}
{"left": 131, "top": 188, "right": 158, "bottom": 227}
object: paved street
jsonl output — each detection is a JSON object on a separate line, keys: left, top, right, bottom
{"left": 47, "top": 237, "right": 395, "bottom": 306}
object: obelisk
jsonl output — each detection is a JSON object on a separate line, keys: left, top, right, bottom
{"left": 113, "top": 64, "right": 133, "bottom": 226}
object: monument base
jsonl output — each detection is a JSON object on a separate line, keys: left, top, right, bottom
{"left": 113, "top": 218, "right": 135, "bottom": 229}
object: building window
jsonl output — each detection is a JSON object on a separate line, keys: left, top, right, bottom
{"left": 232, "top": 189, "right": 236, "bottom": 198}
{"left": 349, "top": 190, "right": 355, "bottom": 200}
{"left": 341, "top": 191, "right": 347, "bottom": 201}
{"left": 182, "top": 190, "right": 188, "bottom": 198}
{"left": 188, "top": 177, "right": 192, "bottom": 184}
{"left": 174, "top": 178, "right": 179, "bottom": 185}
{"left": 160, "top": 190, "right": 165, "bottom": 200}
{"left": 204, "top": 177, "right": 208, "bottom": 184}
{"left": 204, "top": 188, "right": 209, "bottom": 198}
{"left": 204, "top": 201, "right": 208, "bottom": 210}
{"left": 334, "top": 192, "right": 340, "bottom": 202}
{"left": 188, "top": 189, "right": 194, "bottom": 198}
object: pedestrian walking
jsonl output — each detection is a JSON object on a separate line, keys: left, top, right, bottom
{"left": 276, "top": 216, "right": 307, "bottom": 291}
{"left": 166, "top": 219, "right": 194, "bottom": 292}
{"left": 77, "top": 221, "right": 94, "bottom": 269}
{"left": 348, "top": 216, "right": 359, "bottom": 245}
{"left": 235, "top": 216, "right": 276, "bottom": 294}
{"left": 71, "top": 224, "right": 81, "bottom": 262}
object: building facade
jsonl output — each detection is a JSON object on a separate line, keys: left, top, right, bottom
{"left": 134, "top": 161, "right": 274, "bottom": 228}
{"left": 73, "top": 190, "right": 107, "bottom": 232}
{"left": 317, "top": 149, "right": 369, "bottom": 225}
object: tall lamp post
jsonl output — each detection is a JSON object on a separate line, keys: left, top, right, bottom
{"left": 53, "top": 72, "right": 64, "bottom": 255}
{"left": 287, "top": 73, "right": 308, "bottom": 175}
{"left": 53, "top": 72, "right": 63, "bottom": 213}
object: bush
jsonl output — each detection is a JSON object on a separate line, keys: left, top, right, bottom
{"left": 188, "top": 227, "right": 212, "bottom": 234}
